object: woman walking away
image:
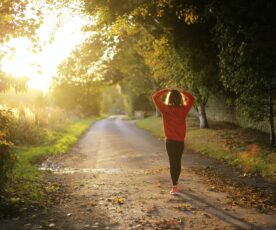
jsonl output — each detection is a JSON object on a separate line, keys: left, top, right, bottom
{"left": 152, "top": 88, "right": 195, "bottom": 195}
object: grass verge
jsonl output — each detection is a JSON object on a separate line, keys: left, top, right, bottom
{"left": 2, "top": 117, "right": 101, "bottom": 216}
{"left": 136, "top": 116, "right": 276, "bottom": 181}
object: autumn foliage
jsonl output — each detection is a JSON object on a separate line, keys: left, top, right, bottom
{"left": 0, "top": 131, "right": 15, "bottom": 192}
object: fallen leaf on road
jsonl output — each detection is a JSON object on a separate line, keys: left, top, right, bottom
{"left": 112, "top": 196, "right": 125, "bottom": 205}
{"left": 49, "top": 223, "right": 55, "bottom": 228}
{"left": 173, "top": 203, "right": 196, "bottom": 211}
{"left": 130, "top": 217, "right": 185, "bottom": 230}
{"left": 191, "top": 166, "right": 276, "bottom": 212}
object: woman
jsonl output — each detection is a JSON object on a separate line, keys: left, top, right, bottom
{"left": 152, "top": 88, "right": 195, "bottom": 195}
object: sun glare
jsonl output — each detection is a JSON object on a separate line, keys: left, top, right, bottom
{"left": 1, "top": 38, "right": 35, "bottom": 78}
{"left": 0, "top": 1, "right": 92, "bottom": 92}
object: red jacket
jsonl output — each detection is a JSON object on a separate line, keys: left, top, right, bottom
{"left": 152, "top": 88, "right": 195, "bottom": 141}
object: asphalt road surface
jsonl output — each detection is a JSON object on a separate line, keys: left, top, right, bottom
{"left": 1, "top": 116, "right": 275, "bottom": 230}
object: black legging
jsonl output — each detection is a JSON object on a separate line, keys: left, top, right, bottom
{"left": 166, "top": 139, "right": 184, "bottom": 186}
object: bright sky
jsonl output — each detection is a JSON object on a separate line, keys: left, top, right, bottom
{"left": 0, "top": 1, "right": 93, "bottom": 92}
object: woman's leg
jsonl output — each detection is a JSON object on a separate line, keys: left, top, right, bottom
{"left": 166, "top": 140, "right": 184, "bottom": 186}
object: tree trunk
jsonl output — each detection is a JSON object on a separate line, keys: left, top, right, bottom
{"left": 269, "top": 87, "right": 275, "bottom": 146}
{"left": 197, "top": 104, "right": 209, "bottom": 128}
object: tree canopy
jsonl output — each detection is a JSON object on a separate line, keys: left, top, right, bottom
{"left": 1, "top": 0, "right": 274, "bottom": 144}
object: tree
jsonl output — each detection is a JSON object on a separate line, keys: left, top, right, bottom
{"left": 51, "top": 35, "right": 107, "bottom": 115}
{"left": 0, "top": 0, "right": 41, "bottom": 44}
{"left": 212, "top": 0, "right": 276, "bottom": 145}
{"left": 100, "top": 85, "right": 127, "bottom": 115}
{"left": 0, "top": 0, "right": 44, "bottom": 92}
{"left": 102, "top": 37, "right": 155, "bottom": 116}
{"left": 0, "top": 73, "right": 29, "bottom": 93}
{"left": 83, "top": 0, "right": 220, "bottom": 128}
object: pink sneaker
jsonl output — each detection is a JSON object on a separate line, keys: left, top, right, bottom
{"left": 170, "top": 184, "right": 179, "bottom": 195}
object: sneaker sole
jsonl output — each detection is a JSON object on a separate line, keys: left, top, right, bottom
{"left": 170, "top": 192, "right": 179, "bottom": 195}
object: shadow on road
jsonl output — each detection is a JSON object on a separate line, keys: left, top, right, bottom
{"left": 179, "top": 190, "right": 263, "bottom": 230}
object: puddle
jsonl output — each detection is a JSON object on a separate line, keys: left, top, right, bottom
{"left": 39, "top": 167, "right": 124, "bottom": 174}
{"left": 38, "top": 167, "right": 169, "bottom": 175}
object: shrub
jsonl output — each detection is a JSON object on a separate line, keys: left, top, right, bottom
{"left": 0, "top": 132, "right": 15, "bottom": 192}
{"left": 10, "top": 121, "right": 48, "bottom": 145}
{"left": 0, "top": 106, "right": 16, "bottom": 137}
{"left": 0, "top": 105, "right": 49, "bottom": 145}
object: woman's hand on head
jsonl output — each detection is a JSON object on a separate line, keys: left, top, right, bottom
{"left": 174, "top": 87, "right": 183, "bottom": 92}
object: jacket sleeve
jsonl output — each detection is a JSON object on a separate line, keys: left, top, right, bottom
{"left": 152, "top": 88, "right": 170, "bottom": 113}
{"left": 181, "top": 91, "right": 195, "bottom": 113}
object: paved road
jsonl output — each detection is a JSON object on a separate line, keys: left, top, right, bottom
{"left": 66, "top": 115, "right": 168, "bottom": 169}
{"left": 2, "top": 116, "right": 275, "bottom": 230}
{"left": 61, "top": 115, "right": 217, "bottom": 171}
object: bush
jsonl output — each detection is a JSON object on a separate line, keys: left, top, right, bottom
{"left": 0, "top": 105, "right": 49, "bottom": 145}
{"left": 0, "top": 132, "right": 15, "bottom": 192}
{"left": 10, "top": 121, "right": 48, "bottom": 145}
{"left": 0, "top": 106, "right": 16, "bottom": 137}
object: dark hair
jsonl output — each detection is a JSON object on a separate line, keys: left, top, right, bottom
{"left": 166, "top": 89, "right": 183, "bottom": 106}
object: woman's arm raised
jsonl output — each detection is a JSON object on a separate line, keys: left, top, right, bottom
{"left": 181, "top": 91, "right": 195, "bottom": 112}
{"left": 152, "top": 88, "right": 170, "bottom": 113}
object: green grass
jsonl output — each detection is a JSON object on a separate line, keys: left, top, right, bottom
{"left": 5, "top": 117, "right": 101, "bottom": 208}
{"left": 136, "top": 116, "right": 276, "bottom": 181}
{"left": 136, "top": 116, "right": 164, "bottom": 137}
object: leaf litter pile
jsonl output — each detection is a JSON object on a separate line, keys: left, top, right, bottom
{"left": 191, "top": 166, "right": 276, "bottom": 213}
{"left": 0, "top": 174, "right": 67, "bottom": 218}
